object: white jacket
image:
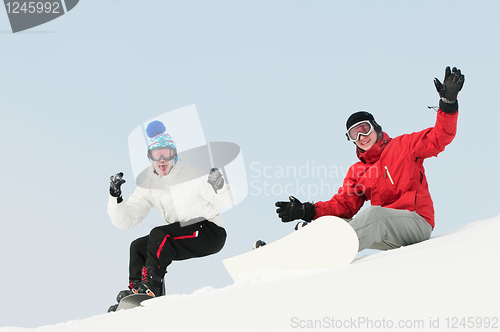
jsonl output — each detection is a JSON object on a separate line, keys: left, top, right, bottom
{"left": 108, "top": 160, "right": 234, "bottom": 230}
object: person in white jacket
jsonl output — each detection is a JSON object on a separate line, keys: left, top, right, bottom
{"left": 107, "top": 120, "right": 233, "bottom": 306}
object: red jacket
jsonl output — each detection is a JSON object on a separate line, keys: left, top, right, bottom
{"left": 314, "top": 110, "right": 458, "bottom": 228}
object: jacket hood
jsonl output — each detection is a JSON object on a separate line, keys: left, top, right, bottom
{"left": 356, "top": 132, "right": 392, "bottom": 164}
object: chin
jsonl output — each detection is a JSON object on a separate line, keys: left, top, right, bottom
{"left": 357, "top": 142, "right": 372, "bottom": 151}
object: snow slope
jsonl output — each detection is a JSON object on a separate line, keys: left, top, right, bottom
{"left": 2, "top": 215, "right": 499, "bottom": 332}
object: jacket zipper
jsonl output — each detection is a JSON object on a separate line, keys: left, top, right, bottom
{"left": 384, "top": 166, "right": 395, "bottom": 186}
{"left": 159, "top": 200, "right": 168, "bottom": 222}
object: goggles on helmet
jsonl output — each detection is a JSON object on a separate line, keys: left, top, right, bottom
{"left": 148, "top": 148, "right": 177, "bottom": 162}
{"left": 346, "top": 120, "right": 374, "bottom": 142}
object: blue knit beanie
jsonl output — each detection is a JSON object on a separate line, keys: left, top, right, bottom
{"left": 146, "top": 121, "right": 177, "bottom": 151}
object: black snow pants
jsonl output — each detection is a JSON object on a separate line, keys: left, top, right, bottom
{"left": 129, "top": 219, "right": 227, "bottom": 280}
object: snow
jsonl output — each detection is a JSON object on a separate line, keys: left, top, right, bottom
{"left": 2, "top": 215, "right": 499, "bottom": 332}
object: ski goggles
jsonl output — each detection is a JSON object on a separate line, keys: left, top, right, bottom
{"left": 346, "top": 120, "right": 374, "bottom": 142}
{"left": 148, "top": 148, "right": 177, "bottom": 162}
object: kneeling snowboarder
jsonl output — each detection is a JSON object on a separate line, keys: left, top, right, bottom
{"left": 276, "top": 66, "right": 465, "bottom": 252}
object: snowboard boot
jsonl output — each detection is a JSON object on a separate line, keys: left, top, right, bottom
{"left": 108, "top": 280, "right": 141, "bottom": 313}
{"left": 107, "top": 304, "right": 118, "bottom": 313}
{"left": 116, "top": 280, "right": 140, "bottom": 303}
{"left": 138, "top": 266, "right": 163, "bottom": 297}
{"left": 253, "top": 240, "right": 266, "bottom": 249}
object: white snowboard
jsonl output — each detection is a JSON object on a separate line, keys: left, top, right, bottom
{"left": 115, "top": 293, "right": 153, "bottom": 311}
{"left": 223, "top": 216, "right": 359, "bottom": 281}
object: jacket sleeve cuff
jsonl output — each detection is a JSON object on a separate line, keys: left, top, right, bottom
{"left": 439, "top": 98, "right": 459, "bottom": 113}
{"left": 108, "top": 194, "right": 123, "bottom": 205}
{"left": 303, "top": 202, "right": 315, "bottom": 222}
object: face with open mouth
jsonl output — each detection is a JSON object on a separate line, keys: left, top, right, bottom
{"left": 150, "top": 148, "right": 175, "bottom": 177}
{"left": 354, "top": 129, "right": 378, "bottom": 151}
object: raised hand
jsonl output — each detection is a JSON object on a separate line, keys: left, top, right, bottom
{"left": 207, "top": 168, "right": 224, "bottom": 193}
{"left": 109, "top": 172, "right": 126, "bottom": 198}
{"left": 434, "top": 66, "right": 465, "bottom": 103}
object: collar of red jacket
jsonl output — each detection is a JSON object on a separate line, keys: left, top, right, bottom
{"left": 357, "top": 132, "right": 392, "bottom": 164}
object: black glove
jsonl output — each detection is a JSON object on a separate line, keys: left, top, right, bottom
{"left": 207, "top": 168, "right": 224, "bottom": 193}
{"left": 275, "top": 196, "right": 315, "bottom": 222}
{"left": 434, "top": 66, "right": 465, "bottom": 113}
{"left": 109, "top": 172, "right": 126, "bottom": 203}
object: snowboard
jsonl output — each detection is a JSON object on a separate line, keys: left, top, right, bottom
{"left": 223, "top": 216, "right": 359, "bottom": 281}
{"left": 115, "top": 293, "right": 153, "bottom": 311}
{"left": 109, "top": 281, "right": 166, "bottom": 312}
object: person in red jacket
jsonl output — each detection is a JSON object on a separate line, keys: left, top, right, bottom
{"left": 276, "top": 66, "right": 465, "bottom": 251}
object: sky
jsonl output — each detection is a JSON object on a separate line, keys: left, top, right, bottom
{"left": 1, "top": 0, "right": 499, "bottom": 328}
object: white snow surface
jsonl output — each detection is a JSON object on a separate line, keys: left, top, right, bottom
{"left": 2, "top": 215, "right": 499, "bottom": 332}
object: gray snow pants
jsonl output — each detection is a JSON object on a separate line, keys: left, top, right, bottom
{"left": 346, "top": 206, "right": 433, "bottom": 251}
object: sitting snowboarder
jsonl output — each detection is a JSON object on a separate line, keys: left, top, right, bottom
{"left": 276, "top": 66, "right": 465, "bottom": 252}
{"left": 107, "top": 120, "right": 233, "bottom": 311}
